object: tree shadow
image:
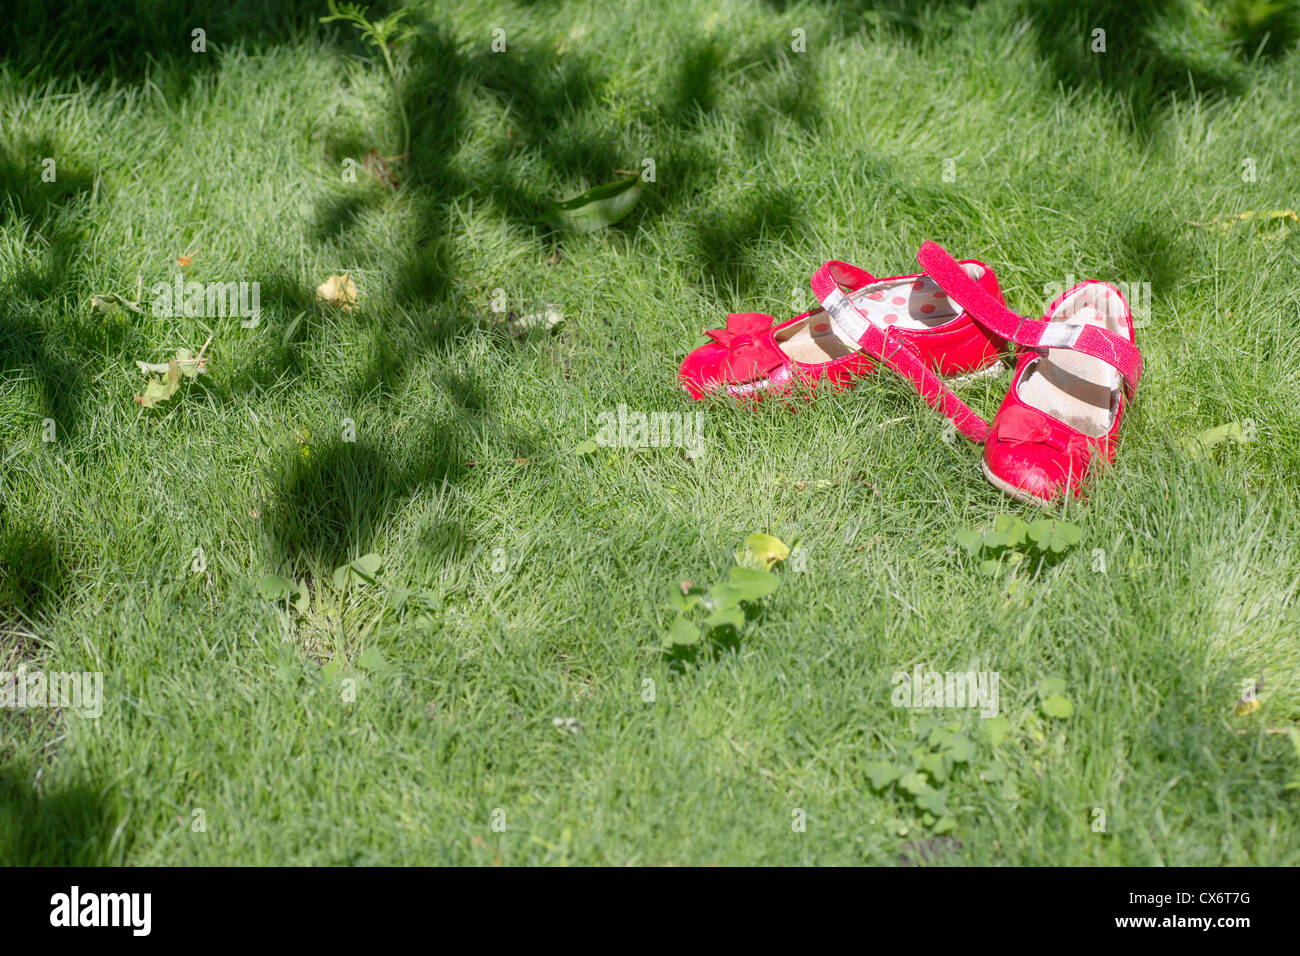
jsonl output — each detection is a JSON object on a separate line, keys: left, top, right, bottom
{"left": 761, "top": 0, "right": 1293, "bottom": 137}
{"left": 1022, "top": 0, "right": 1247, "bottom": 134}
{"left": 0, "top": 766, "right": 115, "bottom": 865}
{"left": 0, "top": 0, "right": 334, "bottom": 85}
{"left": 0, "top": 517, "right": 69, "bottom": 630}
{"left": 0, "top": 135, "right": 100, "bottom": 434}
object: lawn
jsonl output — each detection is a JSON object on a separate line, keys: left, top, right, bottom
{"left": 1, "top": 0, "right": 1299, "bottom": 865}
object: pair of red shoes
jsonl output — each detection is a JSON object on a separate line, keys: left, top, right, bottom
{"left": 679, "top": 242, "right": 1142, "bottom": 503}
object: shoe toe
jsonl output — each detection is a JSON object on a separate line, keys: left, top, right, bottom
{"left": 983, "top": 442, "right": 1073, "bottom": 502}
{"left": 679, "top": 343, "right": 729, "bottom": 400}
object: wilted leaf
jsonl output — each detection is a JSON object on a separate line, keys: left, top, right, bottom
{"left": 1188, "top": 208, "right": 1297, "bottom": 239}
{"left": 135, "top": 358, "right": 182, "bottom": 408}
{"left": 364, "top": 147, "right": 401, "bottom": 188}
{"left": 549, "top": 175, "right": 642, "bottom": 233}
{"left": 91, "top": 291, "right": 144, "bottom": 314}
{"left": 1184, "top": 421, "right": 1251, "bottom": 457}
{"left": 508, "top": 305, "right": 564, "bottom": 336}
{"left": 316, "top": 273, "right": 358, "bottom": 311}
{"left": 136, "top": 342, "right": 210, "bottom": 381}
{"left": 735, "top": 533, "right": 790, "bottom": 570}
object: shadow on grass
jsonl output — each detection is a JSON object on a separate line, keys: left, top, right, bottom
{"left": 0, "top": 136, "right": 100, "bottom": 433}
{"left": 4, "top": 0, "right": 1291, "bottom": 580}
{"left": 766, "top": 0, "right": 1295, "bottom": 135}
{"left": 0, "top": 767, "right": 115, "bottom": 865}
{"left": 0, "top": 517, "right": 69, "bottom": 628}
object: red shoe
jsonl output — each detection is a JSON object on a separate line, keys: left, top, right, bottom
{"left": 915, "top": 242, "right": 1144, "bottom": 502}
{"left": 678, "top": 258, "right": 1008, "bottom": 401}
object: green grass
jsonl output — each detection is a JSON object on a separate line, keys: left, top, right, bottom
{"left": 2, "top": 0, "right": 1300, "bottom": 865}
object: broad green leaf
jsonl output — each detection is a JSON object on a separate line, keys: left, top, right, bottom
{"left": 915, "top": 787, "right": 949, "bottom": 816}
{"left": 993, "top": 516, "right": 1028, "bottom": 545}
{"left": 667, "top": 582, "right": 703, "bottom": 613}
{"left": 898, "top": 771, "right": 930, "bottom": 796}
{"left": 956, "top": 529, "right": 982, "bottom": 555}
{"left": 1055, "top": 521, "right": 1082, "bottom": 547}
{"left": 707, "top": 582, "right": 745, "bottom": 611}
{"left": 1027, "top": 519, "right": 1055, "bottom": 551}
{"left": 918, "top": 751, "right": 949, "bottom": 784}
{"left": 865, "top": 761, "right": 904, "bottom": 790}
{"left": 352, "top": 552, "right": 382, "bottom": 576}
{"left": 1042, "top": 694, "right": 1075, "bottom": 718}
{"left": 981, "top": 715, "right": 1011, "bottom": 746}
{"left": 944, "top": 734, "right": 974, "bottom": 763}
{"left": 726, "top": 566, "right": 780, "bottom": 601}
{"left": 573, "top": 438, "right": 598, "bottom": 455}
{"left": 932, "top": 816, "right": 957, "bottom": 834}
{"left": 292, "top": 581, "right": 311, "bottom": 613}
{"left": 257, "top": 574, "right": 294, "bottom": 601}
{"left": 332, "top": 564, "right": 352, "bottom": 589}
{"left": 549, "top": 175, "right": 642, "bottom": 233}
{"left": 705, "top": 606, "right": 744, "bottom": 629}
{"left": 356, "top": 647, "right": 386, "bottom": 670}
{"left": 1037, "top": 677, "right": 1067, "bottom": 698}
{"left": 979, "top": 762, "right": 1008, "bottom": 782}
{"left": 665, "top": 616, "right": 700, "bottom": 647}
{"left": 979, "top": 558, "right": 999, "bottom": 577}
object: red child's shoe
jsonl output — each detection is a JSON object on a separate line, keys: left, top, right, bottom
{"left": 678, "top": 258, "right": 1008, "bottom": 401}
{"left": 915, "top": 242, "right": 1144, "bottom": 502}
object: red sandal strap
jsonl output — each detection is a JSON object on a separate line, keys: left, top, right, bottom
{"left": 916, "top": 241, "right": 1143, "bottom": 397}
{"left": 810, "top": 261, "right": 991, "bottom": 442}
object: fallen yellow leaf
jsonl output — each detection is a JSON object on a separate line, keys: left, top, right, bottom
{"left": 316, "top": 273, "right": 358, "bottom": 311}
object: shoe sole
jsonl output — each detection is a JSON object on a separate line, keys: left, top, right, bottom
{"left": 980, "top": 458, "right": 1053, "bottom": 507}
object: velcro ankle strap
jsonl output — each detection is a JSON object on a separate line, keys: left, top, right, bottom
{"left": 916, "top": 241, "right": 1142, "bottom": 398}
